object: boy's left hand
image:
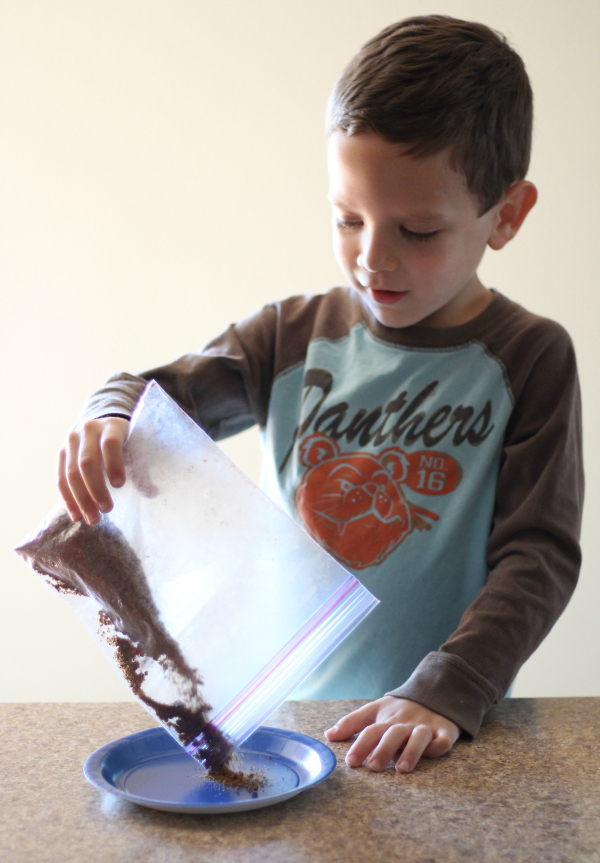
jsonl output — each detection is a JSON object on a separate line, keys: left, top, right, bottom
{"left": 324, "top": 696, "right": 460, "bottom": 774}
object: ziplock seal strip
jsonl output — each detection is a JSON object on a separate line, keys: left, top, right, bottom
{"left": 186, "top": 575, "right": 378, "bottom": 756}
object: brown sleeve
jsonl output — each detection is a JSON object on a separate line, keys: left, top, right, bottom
{"left": 77, "top": 290, "right": 355, "bottom": 435}
{"left": 78, "top": 303, "right": 280, "bottom": 438}
{"left": 387, "top": 322, "right": 583, "bottom": 737}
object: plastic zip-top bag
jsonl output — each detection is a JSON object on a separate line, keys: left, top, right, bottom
{"left": 16, "top": 382, "right": 378, "bottom": 769}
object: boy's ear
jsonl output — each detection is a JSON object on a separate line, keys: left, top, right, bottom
{"left": 487, "top": 180, "right": 538, "bottom": 251}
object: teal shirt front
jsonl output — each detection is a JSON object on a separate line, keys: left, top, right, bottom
{"left": 260, "top": 322, "right": 514, "bottom": 698}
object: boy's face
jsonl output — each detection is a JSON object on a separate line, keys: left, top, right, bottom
{"left": 328, "top": 131, "right": 500, "bottom": 328}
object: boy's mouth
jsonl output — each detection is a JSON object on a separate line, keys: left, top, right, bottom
{"left": 369, "top": 288, "right": 408, "bottom": 305}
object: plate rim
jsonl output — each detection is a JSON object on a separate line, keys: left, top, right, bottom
{"left": 83, "top": 724, "right": 337, "bottom": 813}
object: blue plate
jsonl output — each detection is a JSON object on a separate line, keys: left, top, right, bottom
{"left": 84, "top": 726, "right": 336, "bottom": 813}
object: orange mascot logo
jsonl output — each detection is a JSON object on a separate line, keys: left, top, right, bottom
{"left": 295, "top": 433, "right": 462, "bottom": 569}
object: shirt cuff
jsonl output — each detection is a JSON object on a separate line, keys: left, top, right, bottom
{"left": 385, "top": 651, "right": 499, "bottom": 738}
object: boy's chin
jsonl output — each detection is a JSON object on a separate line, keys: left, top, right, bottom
{"left": 357, "top": 289, "right": 424, "bottom": 329}
{"left": 373, "top": 312, "right": 422, "bottom": 329}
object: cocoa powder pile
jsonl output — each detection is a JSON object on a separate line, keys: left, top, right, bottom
{"left": 16, "top": 511, "right": 239, "bottom": 773}
{"left": 207, "top": 759, "right": 266, "bottom": 793}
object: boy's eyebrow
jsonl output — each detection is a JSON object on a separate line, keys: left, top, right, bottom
{"left": 402, "top": 214, "right": 442, "bottom": 222}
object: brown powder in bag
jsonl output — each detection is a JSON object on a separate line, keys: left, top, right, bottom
{"left": 16, "top": 511, "right": 235, "bottom": 770}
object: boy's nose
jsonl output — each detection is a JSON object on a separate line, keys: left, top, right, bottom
{"left": 358, "top": 230, "right": 397, "bottom": 273}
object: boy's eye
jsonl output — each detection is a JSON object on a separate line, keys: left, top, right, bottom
{"left": 400, "top": 226, "right": 439, "bottom": 243}
{"left": 335, "top": 218, "right": 363, "bottom": 231}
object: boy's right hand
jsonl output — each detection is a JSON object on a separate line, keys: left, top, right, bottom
{"left": 58, "top": 417, "right": 130, "bottom": 525}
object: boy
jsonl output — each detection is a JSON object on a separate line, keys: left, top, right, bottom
{"left": 57, "top": 16, "right": 583, "bottom": 774}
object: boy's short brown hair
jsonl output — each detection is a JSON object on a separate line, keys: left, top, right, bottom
{"left": 327, "top": 15, "right": 533, "bottom": 214}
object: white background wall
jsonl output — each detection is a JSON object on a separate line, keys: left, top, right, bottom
{"left": 2, "top": 0, "right": 598, "bottom": 702}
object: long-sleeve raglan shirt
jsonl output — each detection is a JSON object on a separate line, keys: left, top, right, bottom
{"left": 79, "top": 287, "right": 584, "bottom": 737}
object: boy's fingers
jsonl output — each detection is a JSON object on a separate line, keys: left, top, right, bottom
{"left": 100, "top": 420, "right": 128, "bottom": 488}
{"left": 324, "top": 702, "right": 380, "bottom": 741}
{"left": 365, "top": 723, "right": 414, "bottom": 771}
{"left": 59, "top": 418, "right": 129, "bottom": 525}
{"left": 57, "top": 448, "right": 83, "bottom": 522}
{"left": 395, "top": 725, "right": 434, "bottom": 774}
{"left": 345, "top": 721, "right": 397, "bottom": 767}
{"left": 65, "top": 432, "right": 103, "bottom": 525}
{"left": 78, "top": 428, "right": 113, "bottom": 515}
{"left": 423, "top": 728, "right": 458, "bottom": 759}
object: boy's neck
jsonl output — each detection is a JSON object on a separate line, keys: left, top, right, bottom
{"left": 415, "top": 278, "right": 494, "bottom": 329}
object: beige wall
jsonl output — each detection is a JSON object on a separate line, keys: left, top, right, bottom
{"left": 2, "top": 0, "right": 599, "bottom": 701}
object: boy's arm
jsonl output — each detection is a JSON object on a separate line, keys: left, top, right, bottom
{"left": 328, "top": 319, "right": 583, "bottom": 771}
{"left": 77, "top": 309, "right": 279, "bottom": 434}
{"left": 59, "top": 290, "right": 362, "bottom": 522}
{"left": 59, "top": 303, "right": 280, "bottom": 523}
{"left": 387, "top": 323, "right": 583, "bottom": 737}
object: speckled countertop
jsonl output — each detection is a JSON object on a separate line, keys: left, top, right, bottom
{"left": 1, "top": 699, "right": 599, "bottom": 863}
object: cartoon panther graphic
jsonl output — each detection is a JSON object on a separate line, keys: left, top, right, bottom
{"left": 295, "top": 433, "right": 462, "bottom": 569}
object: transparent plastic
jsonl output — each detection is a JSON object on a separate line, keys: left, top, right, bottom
{"left": 16, "top": 382, "right": 378, "bottom": 767}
